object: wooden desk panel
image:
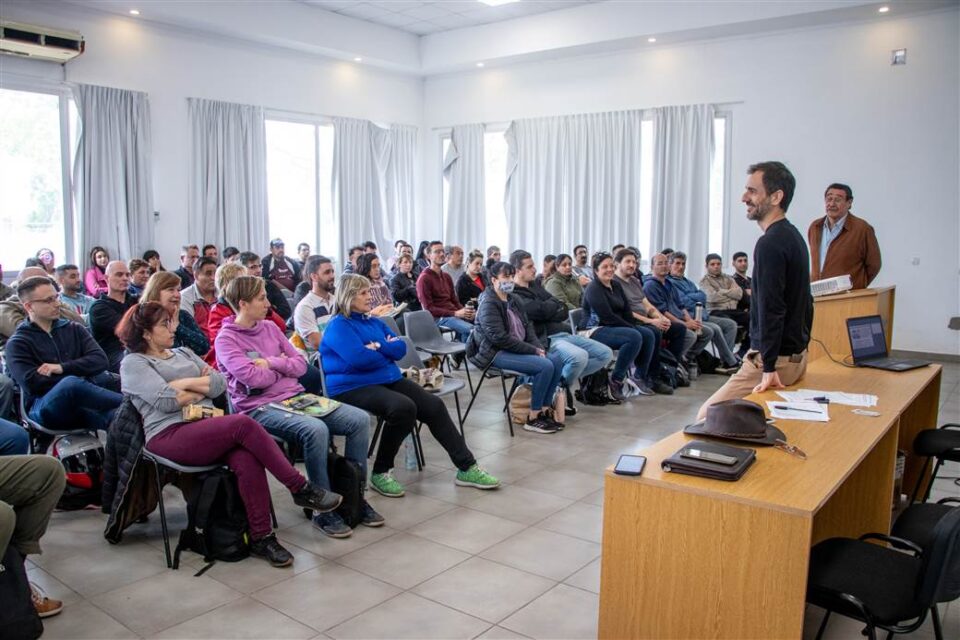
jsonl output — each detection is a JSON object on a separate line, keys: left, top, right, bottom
{"left": 598, "top": 359, "right": 941, "bottom": 640}
{"left": 809, "top": 286, "right": 895, "bottom": 362}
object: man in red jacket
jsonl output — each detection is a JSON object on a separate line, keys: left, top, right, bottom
{"left": 416, "top": 241, "right": 475, "bottom": 343}
{"left": 807, "top": 183, "right": 882, "bottom": 289}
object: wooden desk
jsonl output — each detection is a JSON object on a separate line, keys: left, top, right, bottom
{"left": 598, "top": 359, "right": 941, "bottom": 639}
{"left": 810, "top": 286, "right": 895, "bottom": 362}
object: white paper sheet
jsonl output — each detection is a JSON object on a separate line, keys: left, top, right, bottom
{"left": 776, "top": 389, "right": 878, "bottom": 407}
{"left": 767, "top": 401, "right": 830, "bottom": 422}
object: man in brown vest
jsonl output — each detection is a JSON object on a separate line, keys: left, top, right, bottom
{"left": 808, "top": 183, "right": 882, "bottom": 289}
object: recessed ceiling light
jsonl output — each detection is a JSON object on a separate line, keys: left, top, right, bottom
{"left": 129, "top": 9, "right": 140, "bottom": 15}
{"left": 476, "top": 62, "right": 485, "bottom": 68}
{"left": 648, "top": 37, "right": 657, "bottom": 43}
{"left": 354, "top": 57, "right": 362, "bottom": 62}
{"left": 479, "top": 0, "right": 520, "bottom": 6}
{"left": 878, "top": 6, "right": 890, "bottom": 13}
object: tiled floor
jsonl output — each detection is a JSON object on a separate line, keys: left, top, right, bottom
{"left": 25, "top": 360, "right": 960, "bottom": 639}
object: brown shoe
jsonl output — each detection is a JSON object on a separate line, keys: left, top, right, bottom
{"left": 31, "top": 583, "right": 63, "bottom": 618}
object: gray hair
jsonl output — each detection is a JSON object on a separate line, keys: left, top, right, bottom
{"left": 667, "top": 251, "right": 687, "bottom": 264}
{"left": 335, "top": 274, "right": 371, "bottom": 318}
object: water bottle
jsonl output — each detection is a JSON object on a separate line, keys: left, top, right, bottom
{"left": 403, "top": 434, "right": 418, "bottom": 470}
{"left": 695, "top": 302, "right": 703, "bottom": 336}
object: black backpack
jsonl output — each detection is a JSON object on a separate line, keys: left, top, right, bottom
{"left": 579, "top": 368, "right": 612, "bottom": 405}
{"left": 173, "top": 468, "right": 250, "bottom": 573}
{"left": 328, "top": 443, "right": 364, "bottom": 528}
{"left": 0, "top": 546, "right": 43, "bottom": 640}
{"left": 696, "top": 350, "right": 722, "bottom": 375}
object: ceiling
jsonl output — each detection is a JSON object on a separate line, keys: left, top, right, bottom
{"left": 300, "top": 0, "right": 595, "bottom": 35}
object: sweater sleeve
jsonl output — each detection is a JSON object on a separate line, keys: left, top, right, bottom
{"left": 322, "top": 317, "right": 397, "bottom": 371}
{"left": 214, "top": 327, "right": 283, "bottom": 389}
{"left": 61, "top": 323, "right": 111, "bottom": 377}
{"left": 264, "top": 324, "right": 308, "bottom": 378}
{"left": 182, "top": 348, "right": 227, "bottom": 398}
{"left": 120, "top": 355, "right": 181, "bottom": 414}
{"left": 175, "top": 311, "right": 210, "bottom": 356}
{"left": 754, "top": 240, "right": 788, "bottom": 372}
{"left": 583, "top": 283, "right": 632, "bottom": 328}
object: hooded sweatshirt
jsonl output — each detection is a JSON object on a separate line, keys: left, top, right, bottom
{"left": 215, "top": 316, "right": 307, "bottom": 414}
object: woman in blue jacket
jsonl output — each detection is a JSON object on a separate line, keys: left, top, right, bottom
{"left": 320, "top": 274, "right": 499, "bottom": 498}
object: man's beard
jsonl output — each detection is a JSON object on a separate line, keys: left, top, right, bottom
{"left": 746, "top": 198, "right": 772, "bottom": 221}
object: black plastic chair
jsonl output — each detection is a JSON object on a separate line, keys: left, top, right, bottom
{"left": 806, "top": 506, "right": 960, "bottom": 640}
{"left": 403, "top": 310, "right": 474, "bottom": 392}
{"left": 911, "top": 423, "right": 960, "bottom": 503}
{"left": 460, "top": 352, "right": 522, "bottom": 437}
{"left": 18, "top": 391, "right": 96, "bottom": 453}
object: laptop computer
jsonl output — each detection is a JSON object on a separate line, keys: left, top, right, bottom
{"left": 846, "top": 315, "right": 931, "bottom": 372}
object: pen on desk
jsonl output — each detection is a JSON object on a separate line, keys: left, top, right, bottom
{"left": 812, "top": 396, "right": 830, "bottom": 404}
{"left": 773, "top": 405, "right": 823, "bottom": 414}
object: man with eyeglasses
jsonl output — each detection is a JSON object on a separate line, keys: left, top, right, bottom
{"left": 89, "top": 261, "right": 138, "bottom": 373}
{"left": 5, "top": 276, "right": 121, "bottom": 432}
{"left": 571, "top": 245, "right": 594, "bottom": 284}
{"left": 807, "top": 183, "right": 882, "bottom": 290}
{"left": 416, "top": 240, "right": 475, "bottom": 344}
{"left": 0, "top": 268, "right": 83, "bottom": 350}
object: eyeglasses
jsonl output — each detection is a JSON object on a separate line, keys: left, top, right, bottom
{"left": 29, "top": 294, "right": 60, "bottom": 306}
{"left": 774, "top": 439, "right": 807, "bottom": 460}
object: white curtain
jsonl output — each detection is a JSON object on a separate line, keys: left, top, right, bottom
{"left": 443, "top": 124, "right": 486, "bottom": 251}
{"left": 73, "top": 83, "right": 154, "bottom": 260}
{"left": 187, "top": 97, "right": 268, "bottom": 252}
{"left": 650, "top": 103, "right": 715, "bottom": 275}
{"left": 333, "top": 117, "right": 418, "bottom": 262}
{"left": 504, "top": 110, "right": 643, "bottom": 261}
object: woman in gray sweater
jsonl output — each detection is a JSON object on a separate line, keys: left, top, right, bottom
{"left": 117, "top": 302, "right": 341, "bottom": 567}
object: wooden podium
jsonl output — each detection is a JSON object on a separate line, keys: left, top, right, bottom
{"left": 809, "top": 286, "right": 896, "bottom": 361}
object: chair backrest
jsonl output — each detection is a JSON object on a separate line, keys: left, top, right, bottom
{"left": 915, "top": 505, "right": 960, "bottom": 605}
{"left": 404, "top": 310, "right": 444, "bottom": 345}
{"left": 569, "top": 308, "right": 584, "bottom": 333}
{"left": 395, "top": 337, "right": 425, "bottom": 369}
{"left": 379, "top": 314, "right": 401, "bottom": 337}
{"left": 313, "top": 355, "right": 330, "bottom": 397}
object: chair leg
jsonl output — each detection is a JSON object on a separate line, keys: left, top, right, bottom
{"left": 883, "top": 630, "right": 894, "bottom": 640}
{"left": 367, "top": 418, "right": 384, "bottom": 459}
{"left": 921, "top": 458, "right": 944, "bottom": 503}
{"left": 865, "top": 624, "right": 878, "bottom": 640}
{"left": 931, "top": 604, "right": 943, "bottom": 640}
{"left": 500, "top": 376, "right": 515, "bottom": 437}
{"left": 153, "top": 461, "right": 172, "bottom": 569}
{"left": 460, "top": 368, "right": 489, "bottom": 423}
{"left": 269, "top": 497, "right": 278, "bottom": 529}
{"left": 463, "top": 359, "right": 474, "bottom": 395}
{"left": 413, "top": 423, "right": 425, "bottom": 471}
{"left": 814, "top": 610, "right": 832, "bottom": 640}
{"left": 452, "top": 391, "right": 465, "bottom": 436}
{"left": 910, "top": 456, "right": 933, "bottom": 503}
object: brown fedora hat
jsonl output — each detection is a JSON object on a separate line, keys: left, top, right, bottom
{"left": 683, "top": 399, "right": 785, "bottom": 446}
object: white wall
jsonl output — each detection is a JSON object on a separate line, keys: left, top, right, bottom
{"left": 423, "top": 9, "right": 960, "bottom": 356}
{"left": 0, "top": 2, "right": 425, "bottom": 265}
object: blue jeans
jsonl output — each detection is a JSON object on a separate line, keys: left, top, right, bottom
{"left": 0, "top": 418, "right": 29, "bottom": 455}
{"left": 250, "top": 402, "right": 370, "bottom": 491}
{"left": 29, "top": 375, "right": 122, "bottom": 432}
{"left": 633, "top": 324, "right": 661, "bottom": 383}
{"left": 591, "top": 326, "right": 651, "bottom": 383}
{"left": 548, "top": 333, "right": 613, "bottom": 387}
{"left": 492, "top": 351, "right": 563, "bottom": 412}
{"left": 436, "top": 316, "right": 474, "bottom": 344}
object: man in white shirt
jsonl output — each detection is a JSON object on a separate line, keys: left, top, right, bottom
{"left": 294, "top": 255, "right": 337, "bottom": 353}
{"left": 441, "top": 245, "right": 465, "bottom": 284}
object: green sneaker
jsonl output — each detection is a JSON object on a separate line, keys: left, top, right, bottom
{"left": 369, "top": 471, "right": 405, "bottom": 497}
{"left": 455, "top": 465, "right": 501, "bottom": 490}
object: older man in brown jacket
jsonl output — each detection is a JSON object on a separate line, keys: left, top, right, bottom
{"left": 808, "top": 183, "right": 882, "bottom": 289}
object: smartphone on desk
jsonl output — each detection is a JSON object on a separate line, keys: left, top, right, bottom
{"left": 681, "top": 448, "right": 738, "bottom": 466}
{"left": 614, "top": 454, "right": 647, "bottom": 476}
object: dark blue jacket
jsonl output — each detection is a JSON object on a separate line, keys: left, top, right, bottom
{"left": 642, "top": 276, "right": 687, "bottom": 320}
{"left": 5, "top": 318, "right": 109, "bottom": 408}
{"left": 319, "top": 312, "right": 406, "bottom": 397}
{"left": 668, "top": 275, "right": 711, "bottom": 319}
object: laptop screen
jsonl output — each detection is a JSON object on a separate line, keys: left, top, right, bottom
{"left": 847, "top": 315, "right": 889, "bottom": 362}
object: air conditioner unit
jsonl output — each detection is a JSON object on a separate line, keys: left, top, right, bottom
{"left": 810, "top": 275, "right": 853, "bottom": 297}
{"left": 0, "top": 21, "right": 84, "bottom": 63}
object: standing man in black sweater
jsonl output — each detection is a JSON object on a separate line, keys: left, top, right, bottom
{"left": 697, "top": 161, "right": 813, "bottom": 419}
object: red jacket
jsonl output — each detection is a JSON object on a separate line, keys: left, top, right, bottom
{"left": 204, "top": 299, "right": 286, "bottom": 366}
{"left": 416, "top": 268, "right": 462, "bottom": 318}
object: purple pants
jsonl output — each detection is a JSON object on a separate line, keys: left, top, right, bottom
{"left": 147, "top": 414, "right": 305, "bottom": 538}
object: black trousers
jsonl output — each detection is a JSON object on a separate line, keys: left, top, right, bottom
{"left": 335, "top": 377, "right": 475, "bottom": 475}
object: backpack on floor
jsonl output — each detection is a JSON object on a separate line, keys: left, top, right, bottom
{"left": 173, "top": 468, "right": 250, "bottom": 573}
{"left": 328, "top": 443, "right": 363, "bottom": 528}
{"left": 0, "top": 546, "right": 43, "bottom": 640}
{"left": 508, "top": 383, "right": 533, "bottom": 424}
{"left": 695, "top": 350, "right": 722, "bottom": 375}
{"left": 579, "top": 369, "right": 612, "bottom": 405}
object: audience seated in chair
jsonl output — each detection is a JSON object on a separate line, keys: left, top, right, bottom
{"left": 0, "top": 269, "right": 84, "bottom": 350}
{"left": 6, "top": 276, "right": 122, "bottom": 432}
{"left": 455, "top": 250, "right": 488, "bottom": 307}
{"left": 205, "top": 262, "right": 285, "bottom": 366}
{"left": 509, "top": 250, "right": 613, "bottom": 412}
{"left": 417, "top": 241, "right": 475, "bottom": 344}
{"left": 141, "top": 271, "right": 210, "bottom": 358}
{"left": 699, "top": 253, "right": 751, "bottom": 358}
{"left": 239, "top": 251, "right": 291, "bottom": 321}
{"left": 179, "top": 256, "right": 218, "bottom": 330}
{"left": 84, "top": 246, "right": 110, "bottom": 296}
{"left": 56, "top": 264, "right": 94, "bottom": 316}
{"left": 293, "top": 255, "right": 338, "bottom": 356}
{"left": 388, "top": 254, "right": 423, "bottom": 312}
{"left": 89, "top": 260, "right": 138, "bottom": 373}
{"left": 731, "top": 251, "right": 751, "bottom": 312}
{"left": 261, "top": 238, "right": 301, "bottom": 293}
{"left": 173, "top": 244, "right": 199, "bottom": 290}
{"left": 216, "top": 275, "right": 381, "bottom": 538}
{"left": 127, "top": 259, "right": 151, "bottom": 298}
{"left": 581, "top": 252, "right": 659, "bottom": 401}
{"left": 469, "top": 261, "right": 565, "bottom": 434}
{"left": 117, "top": 301, "right": 341, "bottom": 568}
{"left": 544, "top": 254, "right": 585, "bottom": 311}
{"left": 355, "top": 254, "right": 395, "bottom": 317}
{"left": 441, "top": 245, "right": 465, "bottom": 285}
{"left": 320, "top": 274, "right": 499, "bottom": 498}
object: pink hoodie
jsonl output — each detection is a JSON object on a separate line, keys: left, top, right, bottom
{"left": 214, "top": 316, "right": 307, "bottom": 414}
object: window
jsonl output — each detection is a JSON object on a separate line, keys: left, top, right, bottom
{"left": 708, "top": 115, "right": 728, "bottom": 256}
{"left": 483, "top": 130, "right": 509, "bottom": 253}
{"left": 0, "top": 87, "right": 77, "bottom": 272}
{"left": 638, "top": 118, "right": 655, "bottom": 267}
{"left": 265, "top": 118, "right": 336, "bottom": 262}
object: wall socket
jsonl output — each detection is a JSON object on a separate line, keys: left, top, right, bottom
{"left": 911, "top": 257, "right": 920, "bottom": 265}
{"left": 891, "top": 48, "right": 907, "bottom": 65}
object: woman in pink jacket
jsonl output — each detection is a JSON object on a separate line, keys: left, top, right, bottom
{"left": 84, "top": 246, "right": 109, "bottom": 296}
